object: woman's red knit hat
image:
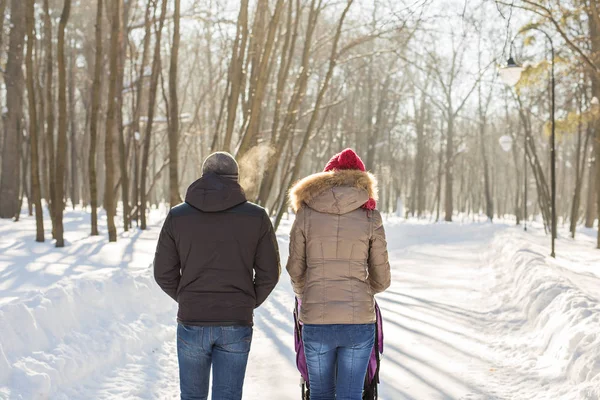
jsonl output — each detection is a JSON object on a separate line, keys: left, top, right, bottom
{"left": 324, "top": 148, "right": 366, "bottom": 172}
{"left": 324, "top": 149, "right": 376, "bottom": 210}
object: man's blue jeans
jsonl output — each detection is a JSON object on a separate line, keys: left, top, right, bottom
{"left": 177, "top": 324, "right": 253, "bottom": 400}
{"left": 302, "top": 323, "right": 375, "bottom": 400}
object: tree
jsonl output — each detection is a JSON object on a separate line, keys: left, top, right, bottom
{"left": 569, "top": 86, "right": 592, "bottom": 238}
{"left": 424, "top": 37, "right": 486, "bottom": 222}
{"left": 274, "top": 0, "right": 356, "bottom": 229}
{"left": 43, "top": 0, "right": 56, "bottom": 235}
{"left": 1, "top": 0, "right": 595, "bottom": 250}
{"left": 0, "top": 0, "right": 25, "bottom": 219}
{"left": 129, "top": 0, "right": 153, "bottom": 226}
{"left": 0, "top": 1, "right": 7, "bottom": 55}
{"left": 585, "top": 154, "right": 596, "bottom": 228}
{"left": 104, "top": 0, "right": 122, "bottom": 242}
{"left": 140, "top": 0, "right": 168, "bottom": 230}
{"left": 476, "top": 19, "right": 496, "bottom": 222}
{"left": 68, "top": 39, "right": 79, "bottom": 208}
{"left": 410, "top": 69, "right": 432, "bottom": 217}
{"left": 89, "top": 0, "right": 103, "bottom": 236}
{"left": 26, "top": 0, "right": 44, "bottom": 241}
{"left": 221, "top": 0, "right": 249, "bottom": 152}
{"left": 497, "top": 0, "right": 600, "bottom": 245}
{"left": 257, "top": 0, "right": 316, "bottom": 208}
{"left": 54, "top": 0, "right": 72, "bottom": 247}
{"left": 116, "top": 1, "right": 130, "bottom": 231}
{"left": 168, "top": 0, "right": 182, "bottom": 207}
{"left": 235, "top": 0, "right": 285, "bottom": 161}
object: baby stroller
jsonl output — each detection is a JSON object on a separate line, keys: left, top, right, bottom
{"left": 293, "top": 298, "right": 384, "bottom": 400}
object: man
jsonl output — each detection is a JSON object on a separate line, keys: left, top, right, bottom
{"left": 154, "top": 152, "right": 280, "bottom": 400}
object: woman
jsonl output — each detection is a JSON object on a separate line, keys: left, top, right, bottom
{"left": 286, "top": 148, "right": 391, "bottom": 400}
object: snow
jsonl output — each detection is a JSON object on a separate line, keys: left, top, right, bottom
{"left": 1, "top": 209, "right": 599, "bottom": 399}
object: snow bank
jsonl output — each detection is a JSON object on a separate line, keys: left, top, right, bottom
{"left": 2, "top": 210, "right": 599, "bottom": 399}
{"left": 486, "top": 229, "right": 600, "bottom": 400}
{"left": 0, "top": 266, "right": 176, "bottom": 399}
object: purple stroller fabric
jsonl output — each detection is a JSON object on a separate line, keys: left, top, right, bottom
{"left": 294, "top": 299, "right": 309, "bottom": 383}
{"left": 367, "top": 302, "right": 384, "bottom": 384}
{"left": 293, "top": 298, "right": 383, "bottom": 386}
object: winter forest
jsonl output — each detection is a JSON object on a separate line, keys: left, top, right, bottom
{"left": 0, "top": 0, "right": 597, "bottom": 248}
{"left": 1, "top": 0, "right": 600, "bottom": 399}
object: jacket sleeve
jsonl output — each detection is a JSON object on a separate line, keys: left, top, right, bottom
{"left": 286, "top": 208, "right": 307, "bottom": 299}
{"left": 368, "top": 211, "right": 391, "bottom": 294}
{"left": 254, "top": 211, "right": 281, "bottom": 308}
{"left": 153, "top": 213, "right": 181, "bottom": 301}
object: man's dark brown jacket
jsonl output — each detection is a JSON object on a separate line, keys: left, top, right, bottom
{"left": 153, "top": 172, "right": 280, "bottom": 326}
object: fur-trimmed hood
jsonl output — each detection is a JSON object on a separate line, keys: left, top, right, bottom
{"left": 289, "top": 169, "right": 378, "bottom": 214}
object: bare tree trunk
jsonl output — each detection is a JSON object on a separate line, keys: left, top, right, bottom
{"left": 435, "top": 123, "right": 445, "bottom": 222}
{"left": 89, "top": 0, "right": 102, "bottom": 236}
{"left": 0, "top": 0, "right": 25, "bottom": 219}
{"left": 263, "top": 0, "right": 322, "bottom": 210}
{"left": 236, "top": 0, "right": 285, "bottom": 160}
{"left": 597, "top": 151, "right": 600, "bottom": 247}
{"left": 369, "top": 76, "right": 392, "bottom": 173}
{"left": 570, "top": 95, "right": 591, "bottom": 238}
{"left": 26, "top": 0, "right": 44, "bottom": 241}
{"left": 133, "top": 141, "right": 140, "bottom": 225}
{"left": 274, "top": 0, "right": 355, "bottom": 230}
{"left": 587, "top": 0, "right": 600, "bottom": 247}
{"left": 68, "top": 39, "right": 78, "bottom": 208}
{"left": 444, "top": 114, "right": 454, "bottom": 222}
{"left": 117, "top": 0, "right": 129, "bottom": 231}
{"left": 478, "top": 87, "right": 493, "bottom": 221}
{"left": 510, "top": 133, "right": 522, "bottom": 225}
{"left": 0, "top": 0, "right": 6, "bottom": 56}
{"left": 80, "top": 90, "right": 90, "bottom": 208}
{"left": 257, "top": 0, "right": 301, "bottom": 206}
{"left": 412, "top": 83, "right": 428, "bottom": 217}
{"left": 18, "top": 139, "right": 30, "bottom": 221}
{"left": 596, "top": 119, "right": 600, "bottom": 247}
{"left": 44, "top": 0, "right": 57, "bottom": 235}
{"left": 585, "top": 155, "right": 596, "bottom": 228}
{"left": 38, "top": 38, "right": 50, "bottom": 207}
{"left": 54, "top": 0, "right": 72, "bottom": 247}
{"left": 104, "top": 0, "right": 122, "bottom": 242}
{"left": 129, "top": 0, "right": 152, "bottom": 225}
{"left": 516, "top": 94, "right": 552, "bottom": 230}
{"left": 222, "top": 0, "right": 249, "bottom": 152}
{"left": 168, "top": 0, "right": 182, "bottom": 207}
{"left": 140, "top": 0, "right": 168, "bottom": 230}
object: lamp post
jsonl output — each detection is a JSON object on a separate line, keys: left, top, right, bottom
{"left": 499, "top": 58, "right": 528, "bottom": 232}
{"left": 499, "top": 28, "right": 556, "bottom": 257}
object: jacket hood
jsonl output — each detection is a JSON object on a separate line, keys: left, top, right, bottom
{"left": 289, "top": 169, "right": 378, "bottom": 214}
{"left": 185, "top": 172, "right": 247, "bottom": 212}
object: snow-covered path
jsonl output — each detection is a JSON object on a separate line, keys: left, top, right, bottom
{"left": 1, "top": 212, "right": 600, "bottom": 399}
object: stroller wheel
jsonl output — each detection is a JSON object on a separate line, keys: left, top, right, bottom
{"left": 301, "top": 383, "right": 310, "bottom": 400}
{"left": 363, "top": 383, "right": 378, "bottom": 400}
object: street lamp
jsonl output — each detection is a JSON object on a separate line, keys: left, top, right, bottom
{"left": 500, "top": 28, "right": 556, "bottom": 257}
{"left": 499, "top": 57, "right": 524, "bottom": 87}
{"left": 498, "top": 135, "right": 513, "bottom": 152}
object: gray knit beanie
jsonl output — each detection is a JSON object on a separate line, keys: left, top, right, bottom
{"left": 202, "top": 152, "right": 239, "bottom": 180}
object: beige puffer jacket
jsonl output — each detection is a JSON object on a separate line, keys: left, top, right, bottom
{"left": 286, "top": 169, "right": 391, "bottom": 325}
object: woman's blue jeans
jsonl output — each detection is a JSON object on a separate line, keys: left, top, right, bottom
{"left": 302, "top": 323, "right": 375, "bottom": 400}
